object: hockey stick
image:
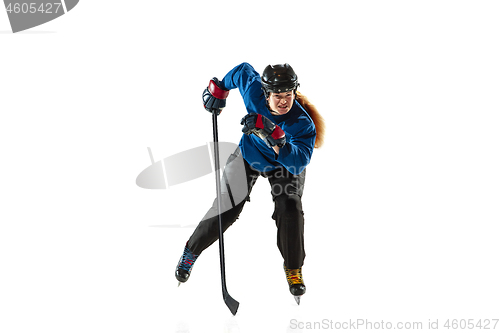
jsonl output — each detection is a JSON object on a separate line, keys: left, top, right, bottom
{"left": 212, "top": 111, "right": 240, "bottom": 316}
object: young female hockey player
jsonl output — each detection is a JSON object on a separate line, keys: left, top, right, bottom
{"left": 175, "top": 62, "right": 325, "bottom": 302}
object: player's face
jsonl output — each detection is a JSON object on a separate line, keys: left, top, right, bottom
{"left": 267, "top": 91, "right": 295, "bottom": 115}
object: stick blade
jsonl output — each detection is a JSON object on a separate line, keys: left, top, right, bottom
{"left": 223, "top": 292, "right": 239, "bottom": 315}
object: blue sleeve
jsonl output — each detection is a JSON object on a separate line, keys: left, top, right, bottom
{"left": 221, "top": 62, "right": 260, "bottom": 96}
{"left": 277, "top": 125, "right": 316, "bottom": 175}
{"left": 221, "top": 63, "right": 266, "bottom": 116}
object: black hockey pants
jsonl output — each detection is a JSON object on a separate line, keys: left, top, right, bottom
{"left": 187, "top": 148, "right": 306, "bottom": 269}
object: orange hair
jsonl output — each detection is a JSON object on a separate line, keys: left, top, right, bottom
{"left": 296, "top": 91, "right": 325, "bottom": 148}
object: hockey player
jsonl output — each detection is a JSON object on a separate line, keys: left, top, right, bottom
{"left": 175, "top": 62, "right": 325, "bottom": 303}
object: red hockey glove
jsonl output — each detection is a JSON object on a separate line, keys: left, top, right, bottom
{"left": 241, "top": 113, "right": 286, "bottom": 148}
{"left": 202, "top": 77, "right": 229, "bottom": 115}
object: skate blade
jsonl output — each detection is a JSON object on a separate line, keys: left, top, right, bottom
{"left": 294, "top": 296, "right": 301, "bottom": 305}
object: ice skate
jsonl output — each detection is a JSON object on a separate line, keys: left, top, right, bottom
{"left": 284, "top": 264, "right": 306, "bottom": 305}
{"left": 175, "top": 243, "right": 199, "bottom": 286}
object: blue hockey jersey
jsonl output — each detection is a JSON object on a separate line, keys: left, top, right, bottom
{"left": 221, "top": 63, "right": 316, "bottom": 175}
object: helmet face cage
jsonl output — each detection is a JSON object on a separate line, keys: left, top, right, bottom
{"left": 261, "top": 64, "right": 300, "bottom": 98}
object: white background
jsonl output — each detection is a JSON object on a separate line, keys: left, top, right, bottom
{"left": 1, "top": 1, "right": 499, "bottom": 332}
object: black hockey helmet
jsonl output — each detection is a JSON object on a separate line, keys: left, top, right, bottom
{"left": 261, "top": 64, "right": 299, "bottom": 96}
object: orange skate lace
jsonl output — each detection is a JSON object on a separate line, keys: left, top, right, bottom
{"left": 285, "top": 266, "right": 304, "bottom": 285}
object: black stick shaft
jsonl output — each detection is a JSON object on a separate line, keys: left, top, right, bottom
{"left": 212, "top": 111, "right": 227, "bottom": 290}
{"left": 212, "top": 111, "right": 239, "bottom": 315}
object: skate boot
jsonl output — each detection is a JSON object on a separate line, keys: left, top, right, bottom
{"left": 175, "top": 243, "right": 199, "bottom": 286}
{"left": 284, "top": 264, "right": 306, "bottom": 305}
